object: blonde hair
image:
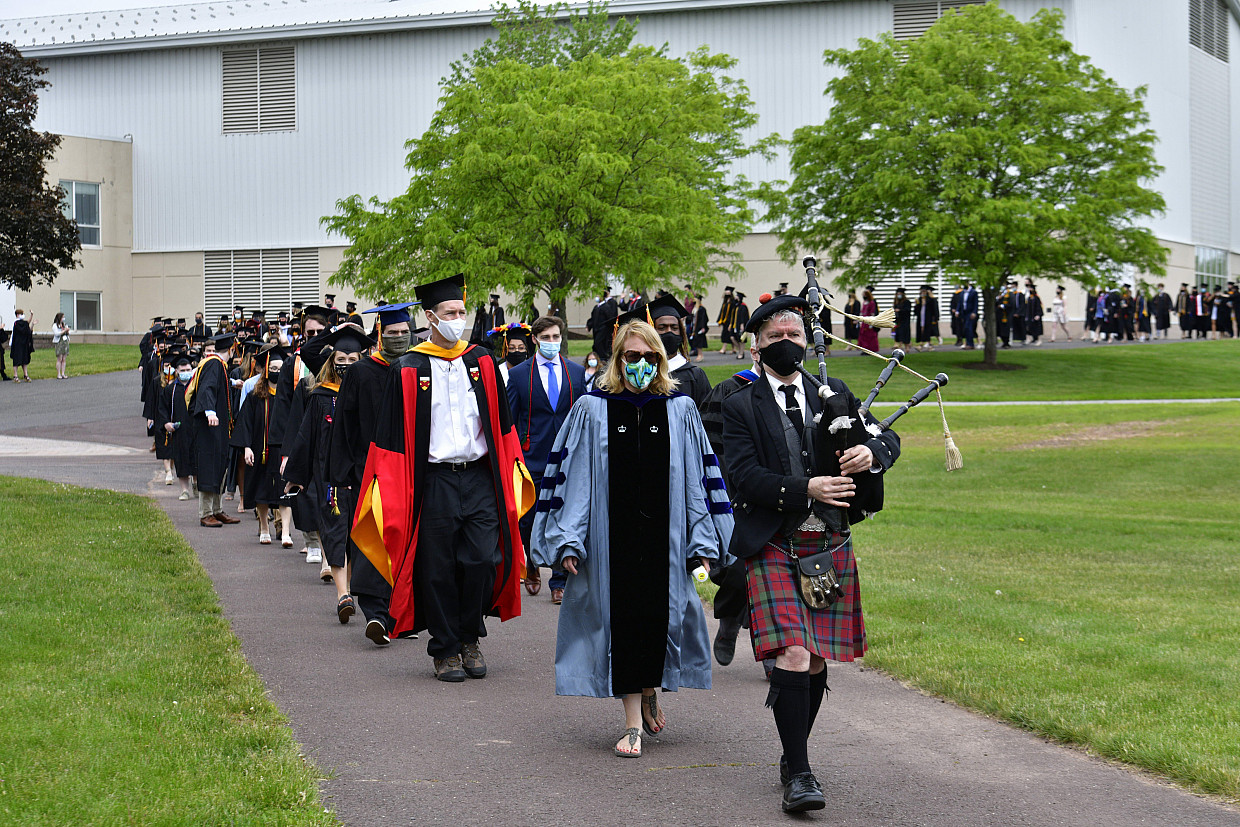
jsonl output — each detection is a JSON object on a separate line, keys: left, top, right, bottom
{"left": 596, "top": 320, "right": 679, "bottom": 395}
{"left": 309, "top": 352, "right": 342, "bottom": 391}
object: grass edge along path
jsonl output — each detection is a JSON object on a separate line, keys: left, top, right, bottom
{"left": 0, "top": 476, "right": 337, "bottom": 826}
{"left": 858, "top": 402, "right": 1240, "bottom": 804}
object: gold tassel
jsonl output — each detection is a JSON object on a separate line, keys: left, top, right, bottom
{"left": 825, "top": 303, "right": 897, "bottom": 329}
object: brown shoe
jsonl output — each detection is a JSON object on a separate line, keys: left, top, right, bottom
{"left": 460, "top": 642, "right": 487, "bottom": 679}
{"left": 213, "top": 512, "right": 241, "bottom": 525}
{"left": 434, "top": 655, "right": 466, "bottom": 682}
{"left": 200, "top": 516, "right": 223, "bottom": 527}
{"left": 551, "top": 588, "right": 564, "bottom": 605}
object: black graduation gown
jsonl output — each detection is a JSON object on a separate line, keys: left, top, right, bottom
{"left": 230, "top": 389, "right": 287, "bottom": 508}
{"left": 844, "top": 299, "right": 861, "bottom": 340}
{"left": 9, "top": 319, "right": 33, "bottom": 367}
{"left": 915, "top": 296, "right": 940, "bottom": 342}
{"left": 284, "top": 385, "right": 353, "bottom": 567}
{"left": 892, "top": 298, "right": 912, "bottom": 342}
{"left": 326, "top": 353, "right": 394, "bottom": 603}
{"left": 143, "top": 363, "right": 167, "bottom": 434}
{"left": 1025, "top": 295, "right": 1044, "bottom": 337}
{"left": 283, "top": 376, "right": 318, "bottom": 532}
{"left": 691, "top": 306, "right": 710, "bottom": 350}
{"left": 671, "top": 362, "right": 712, "bottom": 408}
{"left": 190, "top": 357, "right": 234, "bottom": 493}
{"left": 157, "top": 378, "right": 196, "bottom": 477}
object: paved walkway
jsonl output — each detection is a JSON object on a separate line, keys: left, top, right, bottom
{"left": 1, "top": 369, "right": 1237, "bottom": 826}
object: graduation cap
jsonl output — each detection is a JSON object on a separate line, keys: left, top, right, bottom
{"left": 744, "top": 294, "right": 809, "bottom": 335}
{"left": 209, "top": 332, "right": 237, "bottom": 348}
{"left": 324, "top": 294, "right": 336, "bottom": 305}
{"left": 176, "top": 318, "right": 187, "bottom": 326}
{"left": 233, "top": 305, "right": 245, "bottom": 314}
{"left": 188, "top": 333, "right": 214, "bottom": 345}
{"left": 317, "top": 323, "right": 374, "bottom": 355}
{"left": 239, "top": 338, "right": 265, "bottom": 354}
{"left": 413, "top": 274, "right": 466, "bottom": 310}
{"left": 298, "top": 304, "right": 330, "bottom": 322}
{"left": 162, "top": 317, "right": 174, "bottom": 327}
{"left": 171, "top": 353, "right": 194, "bottom": 368}
{"left": 292, "top": 301, "right": 305, "bottom": 312}
{"left": 151, "top": 315, "right": 164, "bottom": 324}
{"left": 647, "top": 294, "right": 689, "bottom": 322}
{"left": 362, "top": 301, "right": 419, "bottom": 326}
{"left": 345, "top": 301, "right": 357, "bottom": 313}
{"left": 256, "top": 342, "right": 287, "bottom": 366}
{"left": 489, "top": 293, "right": 501, "bottom": 301}
{"left": 277, "top": 311, "right": 289, "bottom": 323}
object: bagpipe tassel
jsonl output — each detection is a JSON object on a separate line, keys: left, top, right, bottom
{"left": 825, "top": 302, "right": 897, "bottom": 329}
{"left": 935, "top": 387, "right": 963, "bottom": 471}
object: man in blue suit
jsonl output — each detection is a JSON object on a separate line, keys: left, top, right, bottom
{"left": 959, "top": 279, "right": 979, "bottom": 350}
{"left": 506, "top": 315, "right": 588, "bottom": 603}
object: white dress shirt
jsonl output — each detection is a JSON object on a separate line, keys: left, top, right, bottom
{"left": 427, "top": 355, "right": 487, "bottom": 463}
{"left": 764, "top": 370, "right": 806, "bottom": 418}
{"left": 666, "top": 353, "right": 688, "bottom": 372}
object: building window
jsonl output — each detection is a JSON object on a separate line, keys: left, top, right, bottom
{"left": 59, "top": 180, "right": 101, "bottom": 247}
{"left": 60, "top": 290, "right": 102, "bottom": 331}
{"left": 222, "top": 45, "right": 297, "bottom": 134}
{"left": 203, "top": 248, "right": 319, "bottom": 322}
{"left": 1189, "top": 0, "right": 1230, "bottom": 62}
{"left": 1194, "top": 245, "right": 1229, "bottom": 290}
{"left": 893, "top": 0, "right": 986, "bottom": 41}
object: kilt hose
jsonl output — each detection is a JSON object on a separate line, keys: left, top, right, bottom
{"left": 746, "top": 530, "right": 866, "bottom": 663}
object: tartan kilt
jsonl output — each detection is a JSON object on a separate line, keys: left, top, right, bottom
{"left": 746, "top": 530, "right": 866, "bottom": 663}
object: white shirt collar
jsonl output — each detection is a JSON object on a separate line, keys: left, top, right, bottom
{"left": 666, "top": 353, "right": 687, "bottom": 372}
{"left": 536, "top": 351, "right": 558, "bottom": 368}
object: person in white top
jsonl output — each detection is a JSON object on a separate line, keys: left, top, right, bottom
{"left": 1049, "top": 285, "right": 1070, "bottom": 342}
{"left": 51, "top": 312, "right": 72, "bottom": 379}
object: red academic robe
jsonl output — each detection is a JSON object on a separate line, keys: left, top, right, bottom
{"left": 351, "top": 341, "right": 535, "bottom": 637}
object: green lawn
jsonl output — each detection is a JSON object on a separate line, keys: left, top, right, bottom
{"left": 701, "top": 339, "right": 1240, "bottom": 402}
{"left": 10, "top": 343, "right": 137, "bottom": 380}
{"left": 857, "top": 401, "right": 1240, "bottom": 800}
{"left": 0, "top": 477, "right": 337, "bottom": 826}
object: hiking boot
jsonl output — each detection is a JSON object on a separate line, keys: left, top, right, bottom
{"left": 461, "top": 642, "right": 487, "bottom": 679}
{"left": 434, "top": 654, "right": 466, "bottom": 682}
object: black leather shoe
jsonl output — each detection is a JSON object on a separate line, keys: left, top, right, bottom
{"left": 713, "top": 617, "right": 741, "bottom": 666}
{"left": 434, "top": 655, "right": 466, "bottom": 682}
{"left": 365, "top": 619, "right": 390, "bottom": 646}
{"left": 782, "top": 772, "right": 826, "bottom": 813}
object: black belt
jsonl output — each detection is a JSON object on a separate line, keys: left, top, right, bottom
{"left": 428, "top": 457, "right": 488, "bottom": 472}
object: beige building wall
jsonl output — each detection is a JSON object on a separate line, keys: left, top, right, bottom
{"left": 21, "top": 134, "right": 133, "bottom": 337}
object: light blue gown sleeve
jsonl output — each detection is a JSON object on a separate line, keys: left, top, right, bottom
{"left": 679, "top": 396, "right": 735, "bottom": 565}
{"left": 530, "top": 398, "right": 595, "bottom": 569}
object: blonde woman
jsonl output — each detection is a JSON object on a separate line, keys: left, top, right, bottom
{"left": 531, "top": 320, "right": 733, "bottom": 758}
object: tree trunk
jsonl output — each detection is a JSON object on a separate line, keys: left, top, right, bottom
{"left": 982, "top": 285, "right": 998, "bottom": 366}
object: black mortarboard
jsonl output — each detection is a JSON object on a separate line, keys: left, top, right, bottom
{"left": 744, "top": 294, "right": 810, "bottom": 334}
{"left": 724, "top": 285, "right": 735, "bottom": 291}
{"left": 239, "top": 338, "right": 264, "bottom": 353}
{"left": 414, "top": 274, "right": 466, "bottom": 309}
{"left": 176, "top": 318, "right": 186, "bottom": 325}
{"left": 346, "top": 301, "right": 357, "bottom": 312}
{"left": 151, "top": 315, "right": 164, "bottom": 323}
{"left": 735, "top": 292, "right": 746, "bottom": 301}
{"left": 317, "top": 323, "right": 374, "bottom": 355}
{"left": 210, "top": 332, "right": 236, "bottom": 347}
{"left": 172, "top": 353, "right": 193, "bottom": 368}
{"left": 292, "top": 301, "right": 304, "bottom": 311}
{"left": 489, "top": 294, "right": 501, "bottom": 301}
{"left": 256, "top": 342, "right": 287, "bottom": 364}
{"left": 299, "top": 305, "right": 330, "bottom": 322}
{"left": 162, "top": 317, "right": 173, "bottom": 326}
{"left": 613, "top": 303, "right": 655, "bottom": 329}
{"left": 647, "top": 295, "right": 689, "bottom": 321}
{"left": 896, "top": 287, "right": 906, "bottom": 294}
{"left": 325, "top": 294, "right": 336, "bottom": 303}
{"left": 234, "top": 305, "right": 244, "bottom": 313}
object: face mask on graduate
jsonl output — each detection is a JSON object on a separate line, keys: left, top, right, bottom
{"left": 380, "top": 331, "right": 411, "bottom": 356}
{"left": 658, "top": 331, "right": 682, "bottom": 357}
{"left": 537, "top": 340, "right": 560, "bottom": 360}
{"left": 624, "top": 359, "right": 656, "bottom": 391}
{"left": 334, "top": 362, "right": 351, "bottom": 377}
{"left": 178, "top": 370, "right": 193, "bottom": 382}
{"left": 759, "top": 338, "right": 804, "bottom": 377}
{"left": 429, "top": 311, "right": 467, "bottom": 344}
{"left": 587, "top": 358, "right": 598, "bottom": 368}
{"left": 505, "top": 350, "right": 526, "bottom": 366}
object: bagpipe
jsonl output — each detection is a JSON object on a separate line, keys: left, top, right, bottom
{"left": 797, "top": 257, "right": 961, "bottom": 535}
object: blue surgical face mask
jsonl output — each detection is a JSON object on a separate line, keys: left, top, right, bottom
{"left": 587, "top": 358, "right": 598, "bottom": 368}
{"left": 538, "top": 340, "right": 561, "bottom": 360}
{"left": 178, "top": 370, "right": 193, "bottom": 382}
{"left": 624, "top": 359, "right": 656, "bottom": 391}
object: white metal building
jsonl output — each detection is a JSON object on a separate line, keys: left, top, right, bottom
{"left": 2, "top": 0, "right": 1237, "bottom": 334}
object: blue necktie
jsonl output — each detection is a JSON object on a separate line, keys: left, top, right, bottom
{"left": 544, "top": 361, "right": 559, "bottom": 410}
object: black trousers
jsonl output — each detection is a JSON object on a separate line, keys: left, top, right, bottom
{"left": 712, "top": 558, "right": 750, "bottom": 626}
{"left": 413, "top": 463, "right": 500, "bottom": 659}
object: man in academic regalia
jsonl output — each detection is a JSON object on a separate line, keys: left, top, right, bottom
{"left": 345, "top": 301, "right": 364, "bottom": 328}
{"left": 189, "top": 312, "right": 213, "bottom": 340}
{"left": 641, "top": 295, "right": 712, "bottom": 407}
{"left": 351, "top": 276, "right": 530, "bottom": 680}
{"left": 717, "top": 286, "right": 740, "bottom": 355}
{"left": 995, "top": 284, "right": 1014, "bottom": 348}
{"left": 1010, "top": 282, "right": 1026, "bottom": 344}
{"left": 1152, "top": 284, "right": 1172, "bottom": 338}
{"left": 328, "top": 302, "right": 419, "bottom": 646}
{"left": 189, "top": 333, "right": 243, "bottom": 528}
{"left": 949, "top": 284, "right": 964, "bottom": 345}
{"left": 588, "top": 289, "right": 620, "bottom": 360}
{"left": 721, "top": 295, "right": 900, "bottom": 813}
{"left": 958, "top": 280, "right": 978, "bottom": 349}
{"left": 1176, "top": 284, "right": 1192, "bottom": 338}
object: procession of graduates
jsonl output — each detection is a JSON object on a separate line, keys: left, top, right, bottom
{"left": 133, "top": 273, "right": 909, "bottom": 814}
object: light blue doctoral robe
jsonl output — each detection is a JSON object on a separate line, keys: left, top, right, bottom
{"left": 530, "top": 392, "right": 734, "bottom": 698}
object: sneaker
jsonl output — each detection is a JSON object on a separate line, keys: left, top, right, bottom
{"left": 259, "top": 533, "right": 272, "bottom": 545}
{"left": 461, "top": 642, "right": 487, "bottom": 679}
{"left": 365, "top": 619, "right": 391, "bottom": 646}
{"left": 178, "top": 491, "right": 191, "bottom": 500}
{"left": 434, "top": 655, "right": 466, "bottom": 682}
{"left": 164, "top": 472, "right": 174, "bottom": 485}
{"left": 306, "top": 547, "right": 322, "bottom": 563}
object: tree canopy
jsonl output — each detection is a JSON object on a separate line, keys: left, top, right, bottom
{"left": 759, "top": 4, "right": 1167, "bottom": 364}
{"left": 323, "top": 1, "right": 772, "bottom": 310}
{"left": 0, "top": 43, "right": 80, "bottom": 291}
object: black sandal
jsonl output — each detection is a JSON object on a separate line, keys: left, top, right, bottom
{"left": 614, "top": 727, "right": 642, "bottom": 758}
{"left": 336, "top": 594, "right": 355, "bottom": 624}
{"left": 641, "top": 691, "right": 665, "bottom": 736}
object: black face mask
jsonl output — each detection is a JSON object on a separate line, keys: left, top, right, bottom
{"left": 759, "top": 339, "right": 804, "bottom": 377}
{"left": 335, "top": 362, "right": 351, "bottom": 377}
{"left": 658, "top": 332, "right": 682, "bottom": 357}
{"left": 505, "top": 351, "right": 526, "bottom": 366}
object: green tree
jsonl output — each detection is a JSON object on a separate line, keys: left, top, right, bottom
{"left": 323, "top": 1, "right": 772, "bottom": 312}
{"left": 760, "top": 4, "right": 1166, "bottom": 365}
{"left": 0, "top": 43, "right": 80, "bottom": 291}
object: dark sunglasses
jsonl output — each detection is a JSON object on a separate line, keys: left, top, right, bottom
{"left": 622, "top": 350, "right": 661, "bottom": 364}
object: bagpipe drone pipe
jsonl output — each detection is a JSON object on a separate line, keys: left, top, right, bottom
{"left": 796, "top": 257, "right": 958, "bottom": 536}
